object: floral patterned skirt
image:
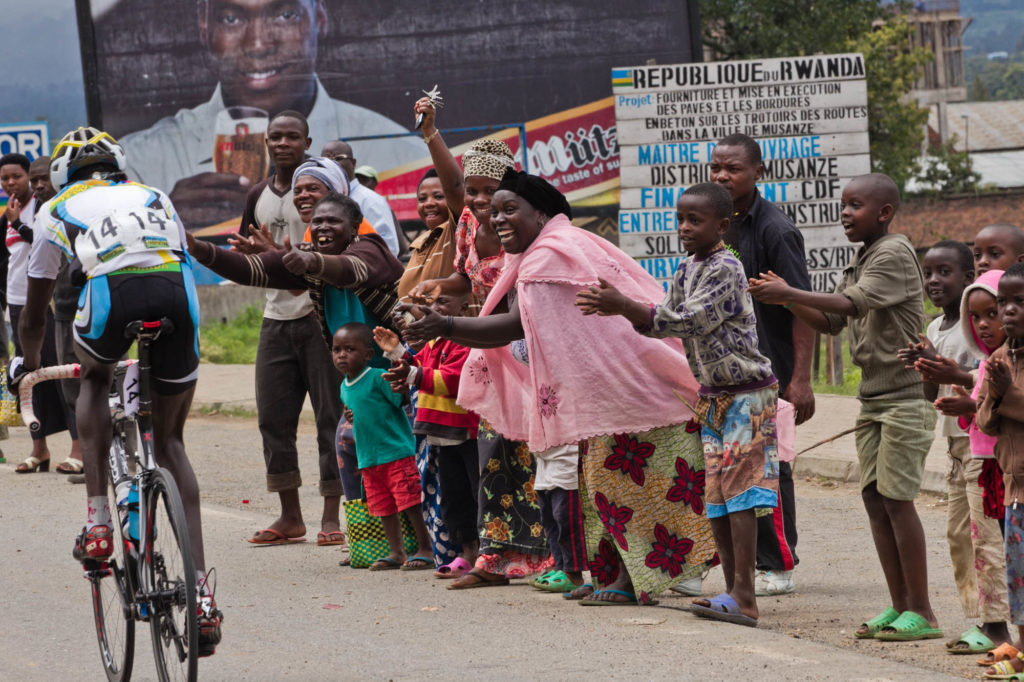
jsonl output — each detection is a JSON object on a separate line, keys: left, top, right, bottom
{"left": 475, "top": 421, "right": 551, "bottom": 576}
{"left": 581, "top": 424, "right": 718, "bottom": 604}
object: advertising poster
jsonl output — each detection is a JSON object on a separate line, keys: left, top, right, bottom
{"left": 0, "top": 121, "right": 51, "bottom": 207}
{"left": 77, "top": 0, "right": 700, "bottom": 233}
{"left": 612, "top": 53, "right": 871, "bottom": 291}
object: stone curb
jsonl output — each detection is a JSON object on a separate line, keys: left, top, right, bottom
{"left": 793, "top": 455, "right": 947, "bottom": 496}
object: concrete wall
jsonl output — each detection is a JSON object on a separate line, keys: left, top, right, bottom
{"left": 196, "top": 284, "right": 266, "bottom": 325}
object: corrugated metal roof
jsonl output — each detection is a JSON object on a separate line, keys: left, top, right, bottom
{"left": 929, "top": 100, "right": 1024, "bottom": 151}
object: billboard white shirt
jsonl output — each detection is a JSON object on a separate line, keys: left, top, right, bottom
{"left": 120, "top": 77, "right": 424, "bottom": 193}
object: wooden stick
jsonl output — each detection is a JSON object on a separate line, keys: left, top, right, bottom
{"left": 672, "top": 390, "right": 722, "bottom": 439}
{"left": 797, "top": 421, "right": 874, "bottom": 456}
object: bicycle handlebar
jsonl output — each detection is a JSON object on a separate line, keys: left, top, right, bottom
{"left": 19, "top": 361, "right": 135, "bottom": 432}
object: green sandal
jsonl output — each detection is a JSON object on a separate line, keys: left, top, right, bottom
{"left": 947, "top": 625, "right": 996, "bottom": 654}
{"left": 855, "top": 607, "right": 899, "bottom": 639}
{"left": 534, "top": 570, "right": 581, "bottom": 593}
{"left": 874, "top": 610, "right": 943, "bottom": 641}
{"left": 529, "top": 570, "right": 558, "bottom": 589}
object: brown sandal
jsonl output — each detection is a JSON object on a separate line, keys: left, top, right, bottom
{"left": 446, "top": 570, "right": 510, "bottom": 590}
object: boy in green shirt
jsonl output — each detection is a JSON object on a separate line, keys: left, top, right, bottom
{"left": 335, "top": 323, "right": 433, "bottom": 570}
{"left": 748, "top": 173, "right": 940, "bottom": 641}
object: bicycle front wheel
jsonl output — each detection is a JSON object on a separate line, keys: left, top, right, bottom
{"left": 90, "top": 480, "right": 136, "bottom": 682}
{"left": 143, "top": 468, "right": 198, "bottom": 682}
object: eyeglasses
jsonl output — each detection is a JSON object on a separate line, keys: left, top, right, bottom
{"left": 327, "top": 154, "right": 352, "bottom": 161}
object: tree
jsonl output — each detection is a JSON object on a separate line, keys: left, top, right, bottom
{"left": 846, "top": 14, "right": 932, "bottom": 191}
{"left": 699, "top": 0, "right": 932, "bottom": 191}
{"left": 917, "top": 136, "right": 981, "bottom": 196}
{"left": 700, "top": 0, "right": 880, "bottom": 60}
{"left": 995, "top": 62, "right": 1024, "bottom": 99}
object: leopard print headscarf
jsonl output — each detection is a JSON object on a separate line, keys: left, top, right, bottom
{"left": 462, "top": 139, "right": 516, "bottom": 180}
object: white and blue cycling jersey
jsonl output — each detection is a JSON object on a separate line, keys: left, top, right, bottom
{"left": 27, "top": 178, "right": 188, "bottom": 281}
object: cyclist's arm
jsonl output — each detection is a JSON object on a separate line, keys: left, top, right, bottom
{"left": 22, "top": 235, "right": 64, "bottom": 371}
{"left": 20, "top": 277, "right": 56, "bottom": 371}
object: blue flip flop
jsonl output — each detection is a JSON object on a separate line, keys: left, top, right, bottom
{"left": 368, "top": 556, "right": 402, "bottom": 571}
{"left": 689, "top": 592, "right": 758, "bottom": 627}
{"left": 579, "top": 589, "right": 640, "bottom": 606}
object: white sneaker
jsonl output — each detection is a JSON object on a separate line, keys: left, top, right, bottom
{"left": 669, "top": 575, "right": 703, "bottom": 597}
{"left": 754, "top": 569, "right": 795, "bottom": 596}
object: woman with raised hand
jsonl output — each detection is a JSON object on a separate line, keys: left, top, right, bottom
{"left": 402, "top": 170, "right": 716, "bottom": 603}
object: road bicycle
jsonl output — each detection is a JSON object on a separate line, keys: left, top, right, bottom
{"left": 20, "top": 318, "right": 199, "bottom": 682}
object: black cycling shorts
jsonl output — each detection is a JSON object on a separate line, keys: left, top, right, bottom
{"left": 74, "top": 262, "right": 200, "bottom": 395}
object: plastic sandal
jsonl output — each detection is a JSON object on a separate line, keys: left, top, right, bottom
{"left": 528, "top": 569, "right": 558, "bottom": 588}
{"left": 874, "top": 610, "right": 943, "bottom": 641}
{"left": 981, "top": 644, "right": 1022, "bottom": 667}
{"left": 855, "top": 606, "right": 899, "bottom": 639}
{"left": 433, "top": 557, "right": 472, "bottom": 579}
{"left": 688, "top": 592, "right": 755, "bottom": 625}
{"left": 535, "top": 571, "right": 582, "bottom": 593}
{"left": 579, "top": 589, "right": 641, "bottom": 606}
{"left": 946, "top": 625, "right": 995, "bottom": 654}
{"left": 985, "top": 654, "right": 1024, "bottom": 679}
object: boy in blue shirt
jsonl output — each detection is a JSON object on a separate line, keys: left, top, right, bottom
{"left": 335, "top": 323, "right": 433, "bottom": 570}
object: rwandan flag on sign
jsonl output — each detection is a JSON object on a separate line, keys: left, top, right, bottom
{"left": 612, "top": 69, "right": 633, "bottom": 88}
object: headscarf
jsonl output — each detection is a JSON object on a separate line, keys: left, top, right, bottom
{"left": 461, "top": 139, "right": 515, "bottom": 181}
{"left": 292, "top": 156, "right": 349, "bottom": 195}
{"left": 497, "top": 169, "right": 572, "bottom": 219}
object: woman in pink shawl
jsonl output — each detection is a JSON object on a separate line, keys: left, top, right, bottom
{"left": 403, "top": 170, "right": 717, "bottom": 605}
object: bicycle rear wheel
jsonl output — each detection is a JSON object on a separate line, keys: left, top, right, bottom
{"left": 90, "top": 481, "right": 136, "bottom": 682}
{"left": 143, "top": 468, "right": 198, "bottom": 682}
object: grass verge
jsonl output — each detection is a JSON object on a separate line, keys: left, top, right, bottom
{"left": 200, "top": 305, "right": 262, "bottom": 364}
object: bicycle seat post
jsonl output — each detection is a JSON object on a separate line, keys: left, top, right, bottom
{"left": 124, "top": 318, "right": 175, "bottom": 419}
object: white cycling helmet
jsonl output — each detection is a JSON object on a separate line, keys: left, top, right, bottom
{"left": 49, "top": 126, "right": 127, "bottom": 189}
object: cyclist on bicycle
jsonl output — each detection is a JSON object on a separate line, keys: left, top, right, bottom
{"left": 15, "top": 127, "right": 223, "bottom": 656}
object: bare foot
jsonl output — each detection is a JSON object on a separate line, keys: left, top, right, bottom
{"left": 567, "top": 583, "right": 596, "bottom": 599}
{"left": 252, "top": 518, "right": 306, "bottom": 541}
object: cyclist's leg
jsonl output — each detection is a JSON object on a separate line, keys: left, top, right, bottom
{"left": 146, "top": 264, "right": 205, "bottom": 568}
{"left": 72, "top": 273, "right": 125, "bottom": 500}
{"left": 148, "top": 264, "right": 223, "bottom": 654}
{"left": 73, "top": 348, "right": 115, "bottom": 499}
{"left": 151, "top": 385, "right": 203, "bottom": 570}
{"left": 72, "top": 273, "right": 132, "bottom": 561}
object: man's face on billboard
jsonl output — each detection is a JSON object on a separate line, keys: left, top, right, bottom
{"left": 199, "top": 0, "right": 327, "bottom": 114}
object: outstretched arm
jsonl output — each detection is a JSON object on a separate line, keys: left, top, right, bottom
{"left": 186, "top": 232, "right": 306, "bottom": 290}
{"left": 575, "top": 278, "right": 651, "bottom": 328}
{"left": 748, "top": 271, "right": 852, "bottom": 334}
{"left": 402, "top": 302, "right": 523, "bottom": 349}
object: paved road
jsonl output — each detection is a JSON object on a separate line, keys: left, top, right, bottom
{"left": 0, "top": 417, "right": 976, "bottom": 680}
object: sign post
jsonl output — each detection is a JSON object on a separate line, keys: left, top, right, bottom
{"left": 612, "top": 53, "right": 870, "bottom": 292}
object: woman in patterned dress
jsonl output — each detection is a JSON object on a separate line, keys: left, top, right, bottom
{"left": 404, "top": 170, "right": 717, "bottom": 603}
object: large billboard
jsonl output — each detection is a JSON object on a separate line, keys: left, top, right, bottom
{"left": 76, "top": 0, "right": 700, "bottom": 232}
